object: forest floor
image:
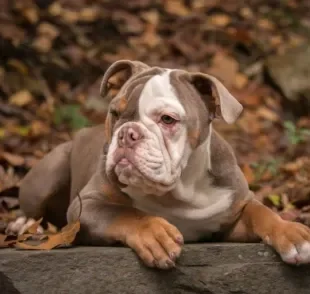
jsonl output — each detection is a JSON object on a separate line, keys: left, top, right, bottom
{"left": 1, "top": 0, "right": 310, "bottom": 235}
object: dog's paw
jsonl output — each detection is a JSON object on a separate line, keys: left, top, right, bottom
{"left": 268, "top": 221, "right": 310, "bottom": 265}
{"left": 125, "top": 216, "right": 183, "bottom": 270}
{"left": 5, "top": 216, "right": 44, "bottom": 236}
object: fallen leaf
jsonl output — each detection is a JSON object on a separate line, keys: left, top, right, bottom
{"left": 164, "top": 0, "right": 190, "bottom": 16}
{"left": 32, "top": 36, "right": 53, "bottom": 53}
{"left": 15, "top": 220, "right": 80, "bottom": 250}
{"left": 23, "top": 7, "right": 39, "bottom": 24}
{"left": 48, "top": 2, "right": 62, "bottom": 16}
{"left": 257, "top": 106, "right": 280, "bottom": 122}
{"left": 7, "top": 59, "right": 29, "bottom": 75}
{"left": 25, "top": 218, "right": 43, "bottom": 234}
{"left": 0, "top": 152, "right": 25, "bottom": 166}
{"left": 281, "top": 157, "right": 308, "bottom": 173}
{"left": 233, "top": 73, "right": 248, "bottom": 89}
{"left": 240, "top": 7, "right": 254, "bottom": 19}
{"left": 47, "top": 222, "right": 58, "bottom": 234}
{"left": 208, "top": 14, "right": 231, "bottom": 27}
{"left": 9, "top": 90, "right": 33, "bottom": 107}
{"left": 208, "top": 53, "right": 239, "bottom": 87}
{"left": 79, "top": 7, "right": 100, "bottom": 22}
{"left": 242, "top": 164, "right": 255, "bottom": 184}
{"left": 61, "top": 9, "right": 79, "bottom": 24}
{"left": 30, "top": 120, "right": 51, "bottom": 137}
{"left": 267, "top": 194, "right": 281, "bottom": 207}
{"left": 257, "top": 19, "right": 275, "bottom": 30}
{"left": 0, "top": 234, "right": 17, "bottom": 248}
{"left": 37, "top": 22, "right": 59, "bottom": 39}
{"left": 141, "top": 10, "right": 159, "bottom": 25}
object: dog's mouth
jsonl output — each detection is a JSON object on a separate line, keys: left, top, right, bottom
{"left": 110, "top": 147, "right": 177, "bottom": 191}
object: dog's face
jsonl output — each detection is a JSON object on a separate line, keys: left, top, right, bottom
{"left": 101, "top": 60, "right": 243, "bottom": 196}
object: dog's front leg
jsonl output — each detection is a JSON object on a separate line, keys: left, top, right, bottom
{"left": 226, "top": 199, "right": 310, "bottom": 265}
{"left": 67, "top": 194, "right": 183, "bottom": 269}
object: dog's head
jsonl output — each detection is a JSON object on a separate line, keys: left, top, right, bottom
{"left": 101, "top": 60, "right": 243, "bottom": 196}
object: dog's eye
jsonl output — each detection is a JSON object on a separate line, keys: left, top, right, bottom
{"left": 161, "top": 115, "right": 176, "bottom": 125}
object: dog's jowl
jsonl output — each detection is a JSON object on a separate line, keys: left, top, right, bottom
{"left": 18, "top": 60, "right": 310, "bottom": 269}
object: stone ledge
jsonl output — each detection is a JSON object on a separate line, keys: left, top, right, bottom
{"left": 1, "top": 243, "right": 310, "bottom": 294}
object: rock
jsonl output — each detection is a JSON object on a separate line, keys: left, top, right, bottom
{"left": 266, "top": 45, "right": 310, "bottom": 116}
{"left": 1, "top": 243, "right": 310, "bottom": 294}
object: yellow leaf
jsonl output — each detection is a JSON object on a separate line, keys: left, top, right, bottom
{"left": 268, "top": 194, "right": 281, "bottom": 207}
{"left": 11, "top": 125, "right": 31, "bottom": 136}
{"left": 0, "top": 128, "right": 5, "bottom": 138}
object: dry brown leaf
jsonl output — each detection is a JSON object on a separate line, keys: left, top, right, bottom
{"left": 0, "top": 234, "right": 17, "bottom": 248}
{"left": 233, "top": 73, "right": 248, "bottom": 89}
{"left": 37, "top": 22, "right": 59, "bottom": 39}
{"left": 208, "top": 53, "right": 239, "bottom": 88}
{"left": 7, "top": 59, "right": 29, "bottom": 75}
{"left": 208, "top": 14, "right": 231, "bottom": 27}
{"left": 257, "top": 19, "right": 275, "bottom": 30}
{"left": 242, "top": 164, "right": 255, "bottom": 184}
{"left": 242, "top": 95, "right": 262, "bottom": 107}
{"left": 30, "top": 120, "right": 51, "bottom": 137}
{"left": 164, "top": 0, "right": 190, "bottom": 16}
{"left": 281, "top": 160, "right": 304, "bottom": 173}
{"left": 9, "top": 90, "right": 33, "bottom": 107}
{"left": 47, "top": 222, "right": 58, "bottom": 234}
{"left": 32, "top": 36, "right": 53, "bottom": 53}
{"left": 61, "top": 9, "right": 80, "bottom": 24}
{"left": 0, "top": 152, "right": 25, "bottom": 166}
{"left": 25, "top": 218, "right": 43, "bottom": 234}
{"left": 79, "top": 7, "right": 100, "bottom": 22}
{"left": 141, "top": 10, "right": 159, "bottom": 25}
{"left": 257, "top": 106, "right": 280, "bottom": 122}
{"left": 240, "top": 7, "right": 254, "bottom": 19}
{"left": 48, "top": 2, "right": 62, "bottom": 16}
{"left": 15, "top": 220, "right": 80, "bottom": 250}
{"left": 23, "top": 7, "right": 39, "bottom": 24}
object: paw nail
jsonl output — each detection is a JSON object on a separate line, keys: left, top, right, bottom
{"left": 166, "top": 259, "right": 175, "bottom": 268}
{"left": 169, "top": 252, "right": 176, "bottom": 260}
{"left": 176, "top": 236, "right": 184, "bottom": 244}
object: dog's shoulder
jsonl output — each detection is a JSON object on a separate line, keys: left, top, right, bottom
{"left": 209, "top": 129, "right": 249, "bottom": 198}
{"left": 69, "top": 124, "right": 107, "bottom": 196}
{"left": 210, "top": 129, "right": 237, "bottom": 175}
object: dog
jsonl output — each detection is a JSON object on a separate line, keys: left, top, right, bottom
{"left": 18, "top": 60, "right": 310, "bottom": 269}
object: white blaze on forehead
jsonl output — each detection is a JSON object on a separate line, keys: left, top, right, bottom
{"left": 138, "top": 70, "right": 186, "bottom": 120}
{"left": 138, "top": 70, "right": 190, "bottom": 172}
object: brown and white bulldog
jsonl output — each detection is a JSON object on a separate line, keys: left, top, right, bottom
{"left": 18, "top": 60, "right": 310, "bottom": 269}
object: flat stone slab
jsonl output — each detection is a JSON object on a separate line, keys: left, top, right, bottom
{"left": 1, "top": 243, "right": 310, "bottom": 294}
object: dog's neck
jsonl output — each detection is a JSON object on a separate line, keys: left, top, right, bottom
{"left": 169, "top": 126, "right": 213, "bottom": 205}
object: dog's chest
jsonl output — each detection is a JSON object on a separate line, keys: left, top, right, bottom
{"left": 122, "top": 182, "right": 235, "bottom": 241}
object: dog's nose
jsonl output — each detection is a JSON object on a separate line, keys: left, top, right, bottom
{"left": 118, "top": 125, "right": 143, "bottom": 147}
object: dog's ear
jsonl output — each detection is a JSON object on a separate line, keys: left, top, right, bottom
{"left": 188, "top": 73, "right": 243, "bottom": 124}
{"left": 100, "top": 60, "right": 150, "bottom": 99}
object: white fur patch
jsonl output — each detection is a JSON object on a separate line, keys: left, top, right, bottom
{"left": 281, "top": 242, "right": 310, "bottom": 265}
